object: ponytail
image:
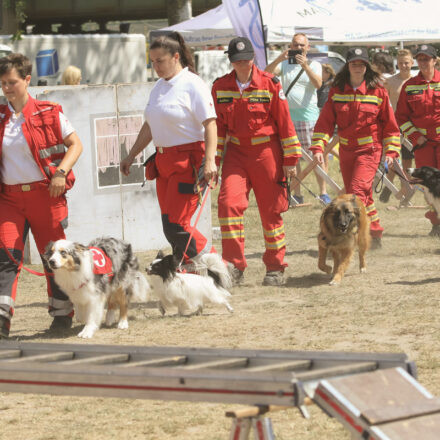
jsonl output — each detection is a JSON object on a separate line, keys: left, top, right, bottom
{"left": 150, "top": 31, "right": 196, "bottom": 74}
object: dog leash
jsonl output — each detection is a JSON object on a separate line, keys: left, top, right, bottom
{"left": 374, "top": 161, "right": 388, "bottom": 194}
{"left": 292, "top": 176, "right": 327, "bottom": 206}
{"left": 0, "top": 239, "right": 51, "bottom": 277}
{"left": 179, "top": 177, "right": 216, "bottom": 269}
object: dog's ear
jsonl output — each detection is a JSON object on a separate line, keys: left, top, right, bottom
{"left": 42, "top": 241, "right": 55, "bottom": 260}
{"left": 74, "top": 243, "right": 88, "bottom": 253}
{"left": 156, "top": 250, "right": 165, "bottom": 259}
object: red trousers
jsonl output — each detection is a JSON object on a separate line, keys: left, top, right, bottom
{"left": 155, "top": 144, "right": 210, "bottom": 261}
{"left": 0, "top": 184, "right": 74, "bottom": 331}
{"left": 414, "top": 142, "right": 440, "bottom": 225}
{"left": 339, "top": 145, "right": 384, "bottom": 238}
{"left": 218, "top": 140, "right": 288, "bottom": 272}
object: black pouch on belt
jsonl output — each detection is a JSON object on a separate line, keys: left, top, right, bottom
{"left": 143, "top": 152, "right": 158, "bottom": 180}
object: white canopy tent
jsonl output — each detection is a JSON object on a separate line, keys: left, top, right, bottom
{"left": 152, "top": 0, "right": 440, "bottom": 46}
{"left": 149, "top": 4, "right": 235, "bottom": 46}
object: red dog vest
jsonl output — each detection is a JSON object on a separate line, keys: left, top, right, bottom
{"left": 89, "top": 247, "right": 114, "bottom": 279}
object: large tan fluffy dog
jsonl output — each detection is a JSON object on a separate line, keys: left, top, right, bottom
{"left": 318, "top": 194, "right": 371, "bottom": 285}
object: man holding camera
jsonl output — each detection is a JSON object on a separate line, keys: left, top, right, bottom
{"left": 265, "top": 33, "right": 329, "bottom": 205}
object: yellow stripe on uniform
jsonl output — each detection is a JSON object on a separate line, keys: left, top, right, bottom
{"left": 280, "top": 135, "right": 300, "bottom": 146}
{"left": 216, "top": 90, "right": 241, "bottom": 99}
{"left": 365, "top": 203, "right": 376, "bottom": 214}
{"left": 283, "top": 145, "right": 302, "bottom": 155}
{"left": 221, "top": 230, "right": 244, "bottom": 240}
{"left": 358, "top": 136, "right": 373, "bottom": 145}
{"left": 263, "top": 225, "right": 285, "bottom": 238}
{"left": 219, "top": 216, "right": 243, "bottom": 226}
{"left": 251, "top": 136, "right": 270, "bottom": 145}
{"left": 264, "top": 237, "right": 286, "bottom": 250}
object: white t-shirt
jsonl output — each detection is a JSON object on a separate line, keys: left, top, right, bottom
{"left": 144, "top": 67, "right": 216, "bottom": 147}
{"left": 1, "top": 102, "right": 74, "bottom": 185}
{"left": 280, "top": 59, "right": 322, "bottom": 122}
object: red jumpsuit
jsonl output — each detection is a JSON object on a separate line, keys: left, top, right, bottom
{"left": 212, "top": 65, "right": 301, "bottom": 272}
{"left": 395, "top": 70, "right": 440, "bottom": 225}
{"left": 0, "top": 96, "right": 75, "bottom": 335}
{"left": 310, "top": 82, "right": 400, "bottom": 238}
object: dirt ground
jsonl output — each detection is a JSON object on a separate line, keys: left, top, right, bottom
{"left": 1, "top": 163, "right": 440, "bottom": 440}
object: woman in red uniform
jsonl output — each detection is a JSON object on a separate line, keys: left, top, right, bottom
{"left": 395, "top": 44, "right": 440, "bottom": 236}
{"left": 212, "top": 37, "right": 301, "bottom": 286}
{"left": 311, "top": 47, "right": 400, "bottom": 248}
{"left": 0, "top": 53, "right": 83, "bottom": 338}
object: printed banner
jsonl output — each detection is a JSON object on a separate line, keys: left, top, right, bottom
{"left": 222, "top": 0, "right": 267, "bottom": 69}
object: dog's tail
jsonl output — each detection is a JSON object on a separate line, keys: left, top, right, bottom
{"left": 198, "top": 253, "right": 232, "bottom": 290}
{"left": 129, "top": 271, "right": 152, "bottom": 303}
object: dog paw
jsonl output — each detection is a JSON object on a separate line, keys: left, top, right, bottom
{"left": 360, "top": 267, "right": 367, "bottom": 274}
{"left": 117, "top": 318, "right": 129, "bottom": 330}
{"left": 329, "top": 278, "right": 341, "bottom": 286}
{"left": 77, "top": 324, "right": 98, "bottom": 338}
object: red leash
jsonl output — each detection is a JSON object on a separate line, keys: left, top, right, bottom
{"left": 0, "top": 239, "right": 52, "bottom": 277}
{"left": 180, "top": 177, "right": 216, "bottom": 267}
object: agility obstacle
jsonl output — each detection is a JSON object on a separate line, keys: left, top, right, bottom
{"left": 0, "top": 342, "right": 439, "bottom": 439}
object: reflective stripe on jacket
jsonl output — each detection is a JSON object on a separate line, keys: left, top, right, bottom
{"left": 212, "top": 65, "right": 301, "bottom": 166}
{"left": 311, "top": 81, "right": 400, "bottom": 157}
{"left": 0, "top": 94, "right": 75, "bottom": 188}
{"left": 395, "top": 70, "right": 440, "bottom": 146}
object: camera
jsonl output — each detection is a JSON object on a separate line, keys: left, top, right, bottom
{"left": 288, "top": 49, "right": 302, "bottom": 64}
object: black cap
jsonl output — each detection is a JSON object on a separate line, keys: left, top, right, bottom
{"left": 346, "top": 47, "right": 369, "bottom": 64}
{"left": 224, "top": 37, "right": 255, "bottom": 62}
{"left": 415, "top": 44, "right": 437, "bottom": 59}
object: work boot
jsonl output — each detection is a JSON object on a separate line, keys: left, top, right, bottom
{"left": 370, "top": 237, "right": 382, "bottom": 250}
{"left": 379, "top": 186, "right": 392, "bottom": 203}
{"left": 49, "top": 315, "right": 73, "bottom": 330}
{"left": 428, "top": 224, "right": 440, "bottom": 237}
{"left": 0, "top": 315, "right": 10, "bottom": 339}
{"left": 262, "top": 271, "right": 286, "bottom": 286}
{"left": 227, "top": 263, "right": 244, "bottom": 286}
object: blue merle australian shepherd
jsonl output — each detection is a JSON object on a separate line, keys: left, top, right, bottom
{"left": 44, "top": 237, "right": 150, "bottom": 338}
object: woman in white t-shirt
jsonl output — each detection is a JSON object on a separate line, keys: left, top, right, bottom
{"left": 120, "top": 32, "right": 218, "bottom": 263}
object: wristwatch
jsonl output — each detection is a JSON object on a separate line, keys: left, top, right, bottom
{"left": 55, "top": 168, "right": 67, "bottom": 177}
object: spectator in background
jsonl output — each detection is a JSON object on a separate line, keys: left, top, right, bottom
{"left": 317, "top": 63, "right": 336, "bottom": 109}
{"left": 311, "top": 47, "right": 400, "bottom": 248}
{"left": 372, "top": 51, "right": 395, "bottom": 79}
{"left": 265, "top": 33, "right": 331, "bottom": 205}
{"left": 395, "top": 44, "right": 440, "bottom": 236}
{"left": 61, "top": 65, "right": 82, "bottom": 85}
{"left": 380, "top": 49, "right": 415, "bottom": 203}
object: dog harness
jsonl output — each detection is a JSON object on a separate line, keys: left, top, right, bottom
{"left": 90, "top": 247, "right": 114, "bottom": 279}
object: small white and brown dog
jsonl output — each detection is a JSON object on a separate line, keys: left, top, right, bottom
{"left": 146, "top": 252, "right": 233, "bottom": 316}
{"left": 44, "top": 237, "right": 150, "bottom": 338}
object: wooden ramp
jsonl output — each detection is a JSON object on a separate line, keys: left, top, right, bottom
{"left": 314, "top": 367, "right": 440, "bottom": 439}
{"left": 0, "top": 342, "right": 436, "bottom": 439}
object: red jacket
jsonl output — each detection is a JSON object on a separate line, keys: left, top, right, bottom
{"left": 395, "top": 69, "right": 440, "bottom": 146}
{"left": 311, "top": 81, "right": 400, "bottom": 157}
{"left": 211, "top": 64, "right": 301, "bottom": 166}
{"left": 0, "top": 94, "right": 75, "bottom": 187}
